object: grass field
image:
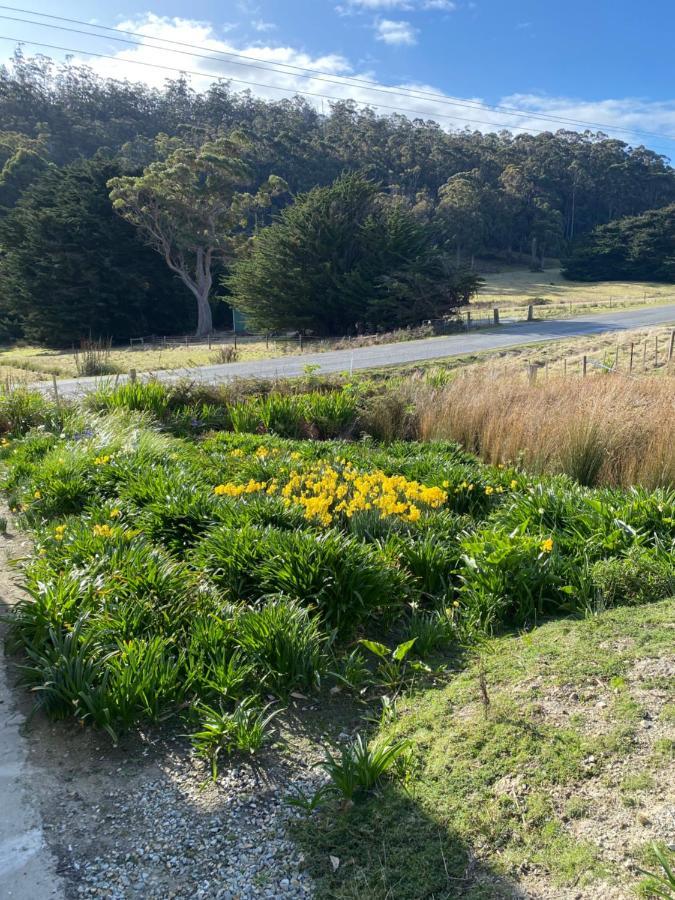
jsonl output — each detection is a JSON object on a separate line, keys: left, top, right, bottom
{"left": 0, "top": 378, "right": 673, "bottom": 899}
{"left": 475, "top": 264, "right": 674, "bottom": 318}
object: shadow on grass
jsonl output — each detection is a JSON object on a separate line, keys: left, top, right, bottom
{"left": 292, "top": 781, "right": 523, "bottom": 900}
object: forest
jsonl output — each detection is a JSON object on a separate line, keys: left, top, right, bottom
{"left": 1, "top": 51, "right": 675, "bottom": 344}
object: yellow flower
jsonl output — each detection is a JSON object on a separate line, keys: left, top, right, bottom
{"left": 510, "top": 479, "right": 518, "bottom": 489}
{"left": 229, "top": 448, "right": 244, "bottom": 458}
{"left": 485, "top": 486, "right": 494, "bottom": 496}
{"left": 33, "top": 490, "right": 41, "bottom": 499}
{"left": 109, "top": 509, "right": 121, "bottom": 519}
{"left": 255, "top": 447, "right": 270, "bottom": 459}
{"left": 93, "top": 523, "right": 114, "bottom": 538}
{"left": 93, "top": 455, "right": 111, "bottom": 466}
{"left": 540, "top": 538, "right": 554, "bottom": 554}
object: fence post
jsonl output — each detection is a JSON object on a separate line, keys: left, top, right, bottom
{"left": 527, "top": 304, "right": 534, "bottom": 322}
{"left": 51, "top": 374, "right": 60, "bottom": 407}
{"left": 129, "top": 368, "right": 137, "bottom": 384}
{"left": 266, "top": 332, "right": 269, "bottom": 350}
{"left": 582, "top": 355, "right": 587, "bottom": 377}
{"left": 493, "top": 307, "right": 499, "bottom": 325}
{"left": 466, "top": 312, "right": 472, "bottom": 331}
{"left": 669, "top": 329, "right": 675, "bottom": 363}
{"left": 208, "top": 334, "right": 211, "bottom": 350}
{"left": 629, "top": 342, "right": 634, "bottom": 372}
{"left": 527, "top": 363, "right": 537, "bottom": 383}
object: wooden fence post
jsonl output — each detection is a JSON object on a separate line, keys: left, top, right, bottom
{"left": 629, "top": 342, "right": 634, "bottom": 373}
{"left": 129, "top": 368, "right": 137, "bottom": 384}
{"left": 51, "top": 374, "right": 60, "bottom": 407}
{"left": 493, "top": 308, "right": 499, "bottom": 325}
{"left": 669, "top": 329, "right": 675, "bottom": 363}
{"left": 527, "top": 304, "right": 534, "bottom": 322}
{"left": 527, "top": 363, "right": 537, "bottom": 383}
{"left": 582, "top": 355, "right": 587, "bottom": 377}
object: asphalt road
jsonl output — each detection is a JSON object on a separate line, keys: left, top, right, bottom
{"left": 54, "top": 303, "right": 675, "bottom": 397}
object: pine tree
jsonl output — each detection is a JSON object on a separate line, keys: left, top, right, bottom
{"left": 0, "top": 156, "right": 195, "bottom": 344}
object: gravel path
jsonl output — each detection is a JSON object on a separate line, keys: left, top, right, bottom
{"left": 49, "top": 304, "right": 675, "bottom": 397}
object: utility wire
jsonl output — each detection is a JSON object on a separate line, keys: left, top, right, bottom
{"left": 1, "top": 4, "right": 673, "bottom": 144}
{"left": 0, "top": 33, "right": 572, "bottom": 135}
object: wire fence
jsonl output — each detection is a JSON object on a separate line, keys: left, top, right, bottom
{"left": 125, "top": 308, "right": 513, "bottom": 352}
{"left": 521, "top": 329, "right": 675, "bottom": 382}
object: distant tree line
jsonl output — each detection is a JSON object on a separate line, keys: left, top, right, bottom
{"left": 0, "top": 51, "right": 674, "bottom": 344}
{"left": 562, "top": 204, "right": 675, "bottom": 282}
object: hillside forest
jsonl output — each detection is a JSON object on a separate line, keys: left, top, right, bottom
{"left": 1, "top": 52, "right": 675, "bottom": 344}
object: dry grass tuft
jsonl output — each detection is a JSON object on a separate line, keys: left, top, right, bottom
{"left": 415, "top": 373, "right": 675, "bottom": 488}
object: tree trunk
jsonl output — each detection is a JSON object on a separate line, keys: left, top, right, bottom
{"left": 195, "top": 290, "right": 213, "bottom": 337}
{"left": 530, "top": 235, "right": 539, "bottom": 269}
{"left": 193, "top": 247, "right": 213, "bottom": 337}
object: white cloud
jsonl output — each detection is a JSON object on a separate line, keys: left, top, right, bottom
{"left": 344, "top": 0, "right": 414, "bottom": 8}
{"left": 375, "top": 18, "right": 418, "bottom": 45}
{"left": 422, "top": 1, "right": 457, "bottom": 9}
{"left": 8, "top": 14, "right": 672, "bottom": 154}
{"left": 252, "top": 19, "right": 277, "bottom": 32}
{"left": 341, "top": 0, "right": 456, "bottom": 9}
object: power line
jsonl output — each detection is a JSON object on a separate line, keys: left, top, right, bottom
{"left": 0, "top": 33, "right": 574, "bottom": 135}
{"left": 0, "top": 5, "right": 673, "bottom": 145}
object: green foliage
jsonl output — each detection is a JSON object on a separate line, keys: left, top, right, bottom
{"left": 190, "top": 698, "right": 281, "bottom": 781}
{"left": 317, "top": 733, "right": 411, "bottom": 802}
{"left": 234, "top": 598, "right": 327, "bottom": 695}
{"left": 563, "top": 204, "right": 675, "bottom": 282}
{"left": 638, "top": 844, "right": 675, "bottom": 899}
{"left": 227, "top": 173, "right": 480, "bottom": 335}
{"left": 0, "top": 157, "right": 194, "bottom": 344}
{"left": 591, "top": 549, "right": 675, "bottom": 607}
{"left": 4, "top": 401, "right": 673, "bottom": 760}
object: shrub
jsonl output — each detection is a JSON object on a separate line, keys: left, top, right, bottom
{"left": 190, "top": 698, "right": 281, "bottom": 780}
{"left": 591, "top": 550, "right": 675, "bottom": 607}
{"left": 318, "top": 733, "right": 411, "bottom": 802}
{"left": 458, "top": 526, "right": 571, "bottom": 629}
{"left": 0, "top": 387, "right": 61, "bottom": 436}
{"left": 87, "top": 380, "right": 170, "bottom": 418}
{"left": 194, "top": 526, "right": 406, "bottom": 633}
{"left": 74, "top": 338, "right": 119, "bottom": 377}
{"left": 235, "top": 597, "right": 327, "bottom": 695}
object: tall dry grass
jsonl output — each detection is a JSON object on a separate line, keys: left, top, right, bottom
{"left": 414, "top": 373, "right": 675, "bottom": 488}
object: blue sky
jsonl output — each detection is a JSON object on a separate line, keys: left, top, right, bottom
{"left": 2, "top": 0, "right": 675, "bottom": 159}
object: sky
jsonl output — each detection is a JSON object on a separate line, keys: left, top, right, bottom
{"left": 1, "top": 0, "right": 675, "bottom": 160}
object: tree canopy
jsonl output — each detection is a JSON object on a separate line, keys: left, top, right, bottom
{"left": 1, "top": 51, "right": 675, "bottom": 343}
{"left": 227, "top": 173, "right": 481, "bottom": 334}
{"left": 562, "top": 204, "right": 675, "bottom": 282}
{"left": 0, "top": 156, "right": 194, "bottom": 344}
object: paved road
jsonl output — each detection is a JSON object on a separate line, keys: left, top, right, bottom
{"left": 54, "top": 303, "right": 675, "bottom": 396}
